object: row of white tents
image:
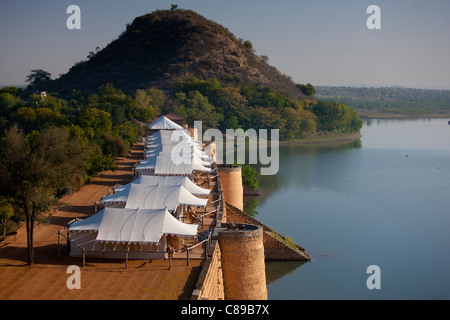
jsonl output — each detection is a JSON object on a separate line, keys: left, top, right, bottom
{"left": 136, "top": 126, "right": 213, "bottom": 176}
{"left": 66, "top": 116, "right": 215, "bottom": 260}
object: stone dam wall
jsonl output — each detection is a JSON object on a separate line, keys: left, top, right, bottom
{"left": 191, "top": 176, "right": 310, "bottom": 300}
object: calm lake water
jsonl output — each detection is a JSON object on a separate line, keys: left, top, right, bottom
{"left": 248, "top": 118, "right": 450, "bottom": 300}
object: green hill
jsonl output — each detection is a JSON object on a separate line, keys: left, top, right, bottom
{"left": 43, "top": 9, "right": 306, "bottom": 101}
{"left": 13, "top": 8, "right": 362, "bottom": 142}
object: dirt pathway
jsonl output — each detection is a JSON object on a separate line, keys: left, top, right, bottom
{"left": 0, "top": 142, "right": 202, "bottom": 300}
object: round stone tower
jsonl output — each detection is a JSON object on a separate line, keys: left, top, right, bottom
{"left": 217, "top": 164, "right": 243, "bottom": 210}
{"left": 218, "top": 223, "right": 267, "bottom": 300}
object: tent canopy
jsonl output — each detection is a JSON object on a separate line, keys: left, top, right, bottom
{"left": 145, "top": 130, "right": 212, "bottom": 163}
{"left": 153, "top": 154, "right": 211, "bottom": 175}
{"left": 147, "top": 116, "right": 183, "bottom": 130}
{"left": 115, "top": 175, "right": 210, "bottom": 196}
{"left": 135, "top": 156, "right": 157, "bottom": 171}
{"left": 69, "top": 208, "right": 198, "bottom": 244}
{"left": 146, "top": 130, "right": 202, "bottom": 150}
{"left": 102, "top": 183, "right": 208, "bottom": 211}
{"left": 137, "top": 153, "right": 212, "bottom": 176}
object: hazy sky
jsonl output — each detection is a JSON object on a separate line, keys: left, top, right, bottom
{"left": 1, "top": 0, "right": 449, "bottom": 88}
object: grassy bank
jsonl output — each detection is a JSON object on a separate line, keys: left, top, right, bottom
{"left": 356, "top": 110, "right": 450, "bottom": 119}
{"left": 279, "top": 131, "right": 362, "bottom": 146}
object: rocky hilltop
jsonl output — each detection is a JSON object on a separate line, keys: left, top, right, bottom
{"left": 47, "top": 9, "right": 307, "bottom": 100}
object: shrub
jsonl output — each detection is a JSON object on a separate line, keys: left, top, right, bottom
{"left": 101, "top": 133, "right": 129, "bottom": 157}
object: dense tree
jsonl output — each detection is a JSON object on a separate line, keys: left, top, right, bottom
{"left": 135, "top": 89, "right": 157, "bottom": 119}
{"left": 85, "top": 144, "right": 118, "bottom": 178}
{"left": 76, "top": 108, "right": 113, "bottom": 139}
{"left": 240, "top": 164, "right": 259, "bottom": 190}
{"left": 296, "top": 83, "right": 316, "bottom": 96}
{"left": 0, "top": 127, "right": 88, "bottom": 264}
{"left": 11, "top": 107, "right": 36, "bottom": 132}
{"left": 27, "top": 93, "right": 64, "bottom": 110}
{"left": 176, "top": 77, "right": 221, "bottom": 97}
{"left": 0, "top": 93, "right": 22, "bottom": 116}
{"left": 312, "top": 100, "right": 362, "bottom": 133}
{"left": 35, "top": 108, "right": 66, "bottom": 130}
{"left": 175, "top": 90, "right": 223, "bottom": 128}
{"left": 88, "top": 83, "right": 153, "bottom": 124}
{"left": 280, "top": 107, "right": 316, "bottom": 139}
{"left": 25, "top": 69, "right": 51, "bottom": 89}
{"left": 243, "top": 40, "right": 253, "bottom": 51}
{"left": 112, "top": 123, "right": 139, "bottom": 145}
{"left": 170, "top": 77, "right": 361, "bottom": 138}
{"left": 101, "top": 134, "right": 129, "bottom": 157}
{"left": 0, "top": 86, "right": 20, "bottom": 97}
{"left": 62, "top": 124, "right": 90, "bottom": 145}
{"left": 0, "top": 198, "right": 14, "bottom": 238}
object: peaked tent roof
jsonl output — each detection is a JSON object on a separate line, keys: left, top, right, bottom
{"left": 153, "top": 154, "right": 212, "bottom": 175}
{"left": 147, "top": 115, "right": 184, "bottom": 130}
{"left": 145, "top": 130, "right": 202, "bottom": 149}
{"left": 68, "top": 211, "right": 104, "bottom": 233}
{"left": 68, "top": 208, "right": 198, "bottom": 244}
{"left": 136, "top": 153, "right": 212, "bottom": 176}
{"left": 135, "top": 155, "right": 158, "bottom": 171}
{"left": 115, "top": 175, "right": 210, "bottom": 196}
{"left": 145, "top": 130, "right": 211, "bottom": 162}
{"left": 102, "top": 183, "right": 208, "bottom": 211}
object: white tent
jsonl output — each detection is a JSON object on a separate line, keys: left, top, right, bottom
{"left": 135, "top": 156, "right": 158, "bottom": 172}
{"left": 145, "top": 130, "right": 212, "bottom": 162}
{"left": 68, "top": 208, "right": 198, "bottom": 245}
{"left": 147, "top": 116, "right": 184, "bottom": 130}
{"left": 144, "top": 147, "right": 162, "bottom": 158}
{"left": 115, "top": 175, "right": 210, "bottom": 196}
{"left": 145, "top": 147, "right": 213, "bottom": 165}
{"left": 146, "top": 130, "right": 202, "bottom": 150}
{"left": 102, "top": 183, "right": 208, "bottom": 211}
{"left": 137, "top": 153, "right": 212, "bottom": 176}
{"left": 153, "top": 154, "right": 212, "bottom": 175}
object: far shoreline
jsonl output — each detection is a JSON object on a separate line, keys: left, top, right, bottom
{"left": 357, "top": 111, "right": 450, "bottom": 120}
{"left": 279, "top": 131, "right": 362, "bottom": 146}
{"left": 278, "top": 113, "right": 450, "bottom": 146}
{"left": 221, "top": 113, "right": 450, "bottom": 148}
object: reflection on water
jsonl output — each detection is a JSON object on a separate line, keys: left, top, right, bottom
{"left": 246, "top": 138, "right": 364, "bottom": 290}
{"left": 244, "top": 138, "right": 363, "bottom": 212}
{"left": 265, "top": 261, "right": 308, "bottom": 285}
{"left": 246, "top": 119, "right": 450, "bottom": 299}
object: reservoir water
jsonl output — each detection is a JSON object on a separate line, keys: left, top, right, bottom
{"left": 249, "top": 118, "right": 450, "bottom": 299}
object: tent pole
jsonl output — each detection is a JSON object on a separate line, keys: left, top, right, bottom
{"left": 203, "top": 241, "right": 207, "bottom": 260}
{"left": 186, "top": 245, "right": 190, "bottom": 266}
{"left": 168, "top": 248, "right": 172, "bottom": 270}
{"left": 82, "top": 248, "right": 85, "bottom": 267}
{"left": 57, "top": 231, "right": 61, "bottom": 260}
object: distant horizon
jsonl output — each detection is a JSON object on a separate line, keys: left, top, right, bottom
{"left": 3, "top": 83, "right": 450, "bottom": 92}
